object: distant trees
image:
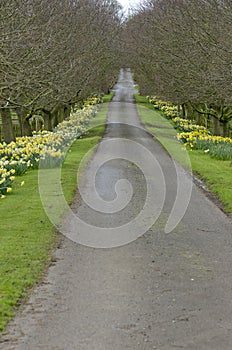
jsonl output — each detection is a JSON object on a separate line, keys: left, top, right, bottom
{"left": 4, "top": 0, "right": 232, "bottom": 140}
{"left": 0, "top": 0, "right": 122, "bottom": 142}
{"left": 124, "top": 0, "right": 232, "bottom": 136}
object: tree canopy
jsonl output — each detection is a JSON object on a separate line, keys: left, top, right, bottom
{"left": 124, "top": 0, "right": 232, "bottom": 135}
{"left": 0, "top": 0, "right": 123, "bottom": 141}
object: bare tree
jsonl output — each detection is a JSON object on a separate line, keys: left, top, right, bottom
{"left": 124, "top": 0, "right": 232, "bottom": 136}
{"left": 0, "top": 0, "right": 122, "bottom": 141}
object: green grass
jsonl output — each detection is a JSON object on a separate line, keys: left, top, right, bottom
{"left": 102, "top": 91, "right": 114, "bottom": 103}
{"left": 137, "top": 104, "right": 192, "bottom": 170}
{"left": 134, "top": 94, "right": 154, "bottom": 110}
{"left": 188, "top": 151, "right": 232, "bottom": 212}
{"left": 136, "top": 97, "right": 232, "bottom": 215}
{"left": 0, "top": 100, "right": 110, "bottom": 333}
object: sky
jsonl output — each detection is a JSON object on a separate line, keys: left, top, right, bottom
{"left": 117, "top": 0, "right": 141, "bottom": 14}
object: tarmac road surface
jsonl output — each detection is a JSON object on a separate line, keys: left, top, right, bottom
{"left": 1, "top": 69, "right": 232, "bottom": 350}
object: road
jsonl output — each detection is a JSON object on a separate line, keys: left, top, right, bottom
{"left": 1, "top": 69, "right": 232, "bottom": 350}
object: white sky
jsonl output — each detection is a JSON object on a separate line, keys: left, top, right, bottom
{"left": 117, "top": 0, "right": 141, "bottom": 14}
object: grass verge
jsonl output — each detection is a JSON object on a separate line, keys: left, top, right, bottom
{"left": 102, "top": 91, "right": 114, "bottom": 103}
{"left": 0, "top": 100, "right": 110, "bottom": 333}
{"left": 135, "top": 95, "right": 232, "bottom": 215}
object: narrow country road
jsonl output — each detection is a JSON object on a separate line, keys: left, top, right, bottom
{"left": 1, "top": 69, "right": 232, "bottom": 350}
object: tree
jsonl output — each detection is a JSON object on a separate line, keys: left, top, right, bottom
{"left": 0, "top": 0, "right": 122, "bottom": 141}
{"left": 124, "top": 0, "right": 232, "bottom": 136}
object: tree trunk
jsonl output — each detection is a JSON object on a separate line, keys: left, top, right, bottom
{"left": 221, "top": 121, "right": 230, "bottom": 137}
{"left": 181, "top": 104, "right": 186, "bottom": 117}
{"left": 64, "top": 105, "right": 71, "bottom": 119}
{"left": 195, "top": 111, "right": 202, "bottom": 125}
{"left": 15, "top": 108, "right": 32, "bottom": 136}
{"left": 1, "top": 108, "right": 15, "bottom": 143}
{"left": 51, "top": 110, "right": 59, "bottom": 129}
{"left": 212, "top": 117, "right": 220, "bottom": 136}
{"left": 103, "top": 85, "right": 110, "bottom": 95}
{"left": 58, "top": 108, "right": 65, "bottom": 124}
{"left": 43, "top": 111, "right": 52, "bottom": 131}
{"left": 204, "top": 114, "right": 211, "bottom": 129}
{"left": 185, "top": 103, "right": 193, "bottom": 120}
{"left": 23, "top": 117, "right": 33, "bottom": 136}
{"left": 15, "top": 108, "right": 23, "bottom": 136}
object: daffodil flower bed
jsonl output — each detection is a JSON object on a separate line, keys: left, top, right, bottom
{"left": 173, "top": 117, "right": 209, "bottom": 133}
{"left": 173, "top": 118, "right": 232, "bottom": 161}
{"left": 0, "top": 105, "right": 97, "bottom": 198}
{"left": 147, "top": 96, "right": 180, "bottom": 119}
{"left": 177, "top": 129, "right": 232, "bottom": 160}
{"left": 146, "top": 97, "right": 232, "bottom": 161}
{"left": 84, "top": 94, "right": 103, "bottom": 107}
